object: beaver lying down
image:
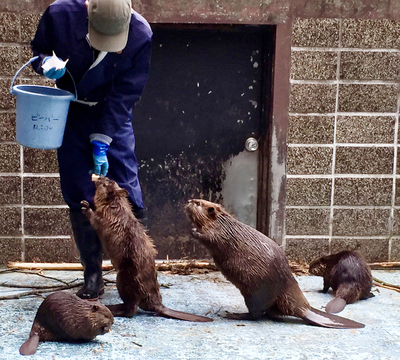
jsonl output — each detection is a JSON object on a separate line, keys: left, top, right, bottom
{"left": 19, "top": 291, "right": 113, "bottom": 355}
{"left": 186, "top": 199, "right": 364, "bottom": 329}
{"left": 81, "top": 177, "right": 212, "bottom": 322}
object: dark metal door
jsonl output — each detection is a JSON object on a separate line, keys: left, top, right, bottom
{"left": 133, "top": 24, "right": 274, "bottom": 259}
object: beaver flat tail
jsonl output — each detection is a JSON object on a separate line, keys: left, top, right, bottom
{"left": 19, "top": 334, "right": 40, "bottom": 355}
{"left": 325, "top": 297, "right": 347, "bottom": 313}
{"left": 303, "top": 307, "right": 364, "bottom": 329}
{"left": 157, "top": 306, "right": 213, "bottom": 322}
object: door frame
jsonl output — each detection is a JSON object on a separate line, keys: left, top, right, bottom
{"left": 258, "top": 21, "right": 292, "bottom": 245}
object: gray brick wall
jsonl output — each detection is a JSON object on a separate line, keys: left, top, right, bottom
{"left": 285, "top": 18, "right": 400, "bottom": 263}
{"left": 0, "top": 8, "right": 77, "bottom": 265}
{"left": 2, "top": 1, "right": 400, "bottom": 265}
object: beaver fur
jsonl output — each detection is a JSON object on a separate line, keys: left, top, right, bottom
{"left": 309, "top": 250, "right": 374, "bottom": 313}
{"left": 81, "top": 177, "right": 212, "bottom": 322}
{"left": 186, "top": 199, "right": 364, "bottom": 329}
{"left": 19, "top": 291, "right": 113, "bottom": 355}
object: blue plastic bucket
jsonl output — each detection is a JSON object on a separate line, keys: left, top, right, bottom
{"left": 10, "top": 56, "right": 76, "bottom": 150}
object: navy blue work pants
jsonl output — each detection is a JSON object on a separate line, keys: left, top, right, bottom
{"left": 57, "top": 102, "right": 145, "bottom": 211}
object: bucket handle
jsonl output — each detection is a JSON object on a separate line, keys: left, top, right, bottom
{"left": 9, "top": 56, "right": 78, "bottom": 101}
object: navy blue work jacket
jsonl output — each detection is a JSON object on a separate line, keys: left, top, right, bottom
{"left": 30, "top": 0, "right": 153, "bottom": 141}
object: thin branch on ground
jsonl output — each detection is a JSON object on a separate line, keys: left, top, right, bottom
{"left": 372, "top": 276, "right": 400, "bottom": 293}
{"left": 0, "top": 267, "right": 118, "bottom": 300}
{"left": 0, "top": 281, "right": 84, "bottom": 300}
{"left": 16, "top": 270, "right": 71, "bottom": 285}
{"left": 0, "top": 282, "right": 73, "bottom": 289}
{"left": 0, "top": 269, "right": 17, "bottom": 275}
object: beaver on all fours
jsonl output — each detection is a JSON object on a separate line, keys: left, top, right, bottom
{"left": 19, "top": 291, "right": 113, "bottom": 355}
{"left": 186, "top": 199, "right": 364, "bottom": 329}
{"left": 81, "top": 176, "right": 212, "bottom": 322}
{"left": 309, "top": 250, "right": 374, "bottom": 313}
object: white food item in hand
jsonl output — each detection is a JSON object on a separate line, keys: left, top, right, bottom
{"left": 41, "top": 51, "right": 69, "bottom": 71}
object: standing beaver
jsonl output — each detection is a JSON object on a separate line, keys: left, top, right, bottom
{"left": 186, "top": 199, "right": 364, "bottom": 328}
{"left": 81, "top": 177, "right": 212, "bottom": 322}
{"left": 309, "top": 251, "right": 374, "bottom": 313}
{"left": 19, "top": 291, "right": 113, "bottom": 355}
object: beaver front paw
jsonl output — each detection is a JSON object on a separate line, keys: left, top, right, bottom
{"left": 190, "top": 228, "right": 202, "bottom": 238}
{"left": 81, "top": 200, "right": 91, "bottom": 214}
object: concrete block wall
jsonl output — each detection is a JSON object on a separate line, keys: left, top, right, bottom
{"left": 285, "top": 18, "right": 400, "bottom": 263}
{"left": 0, "top": 8, "right": 77, "bottom": 264}
{"left": 2, "top": 1, "right": 400, "bottom": 265}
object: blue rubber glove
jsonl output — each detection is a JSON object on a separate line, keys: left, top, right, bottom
{"left": 90, "top": 140, "right": 109, "bottom": 176}
{"left": 42, "top": 56, "right": 67, "bottom": 79}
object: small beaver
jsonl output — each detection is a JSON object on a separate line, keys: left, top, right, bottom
{"left": 309, "top": 250, "right": 374, "bottom": 313}
{"left": 186, "top": 199, "right": 364, "bottom": 328}
{"left": 81, "top": 177, "right": 212, "bottom": 322}
{"left": 19, "top": 291, "right": 113, "bottom": 355}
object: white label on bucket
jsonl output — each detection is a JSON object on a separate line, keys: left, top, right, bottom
{"left": 41, "top": 51, "right": 69, "bottom": 71}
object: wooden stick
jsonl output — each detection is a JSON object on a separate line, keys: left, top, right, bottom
{"left": 155, "top": 260, "right": 217, "bottom": 271}
{"left": 7, "top": 259, "right": 310, "bottom": 275}
{"left": 7, "top": 260, "right": 216, "bottom": 272}
{"left": 7, "top": 262, "right": 114, "bottom": 271}
{"left": 9, "top": 260, "right": 400, "bottom": 274}
{"left": 368, "top": 262, "right": 400, "bottom": 269}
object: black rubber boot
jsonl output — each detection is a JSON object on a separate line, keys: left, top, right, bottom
{"left": 70, "top": 209, "right": 104, "bottom": 299}
{"left": 134, "top": 207, "right": 148, "bottom": 229}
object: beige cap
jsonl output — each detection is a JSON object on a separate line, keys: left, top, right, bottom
{"left": 88, "top": 0, "right": 132, "bottom": 52}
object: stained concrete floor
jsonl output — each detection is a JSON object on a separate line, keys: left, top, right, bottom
{"left": 0, "top": 267, "right": 399, "bottom": 360}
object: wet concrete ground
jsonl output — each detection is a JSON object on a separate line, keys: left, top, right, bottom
{"left": 0, "top": 267, "right": 399, "bottom": 359}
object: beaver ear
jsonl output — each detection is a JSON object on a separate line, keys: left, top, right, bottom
{"left": 116, "top": 187, "right": 129, "bottom": 198}
{"left": 92, "top": 304, "right": 99, "bottom": 312}
{"left": 207, "top": 206, "right": 216, "bottom": 218}
{"left": 320, "top": 256, "right": 328, "bottom": 264}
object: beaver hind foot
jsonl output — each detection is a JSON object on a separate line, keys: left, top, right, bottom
{"left": 106, "top": 304, "right": 138, "bottom": 318}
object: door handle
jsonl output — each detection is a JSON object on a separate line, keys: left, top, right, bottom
{"left": 245, "top": 137, "right": 259, "bottom": 152}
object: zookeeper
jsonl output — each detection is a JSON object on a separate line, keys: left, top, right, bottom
{"left": 30, "top": 0, "right": 153, "bottom": 299}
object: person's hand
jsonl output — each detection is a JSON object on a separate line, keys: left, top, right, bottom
{"left": 90, "top": 140, "right": 109, "bottom": 176}
{"left": 42, "top": 56, "right": 67, "bottom": 79}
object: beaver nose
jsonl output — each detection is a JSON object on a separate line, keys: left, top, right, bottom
{"left": 101, "top": 326, "right": 110, "bottom": 334}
